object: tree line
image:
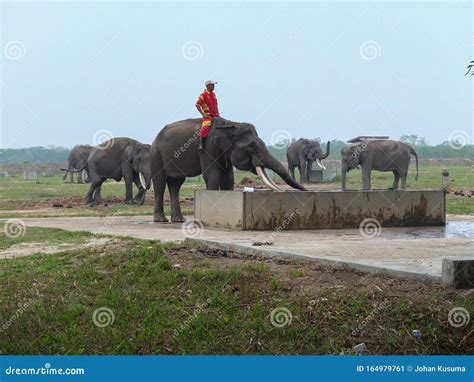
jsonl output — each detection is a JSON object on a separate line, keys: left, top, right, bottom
{"left": 0, "top": 137, "right": 473, "bottom": 164}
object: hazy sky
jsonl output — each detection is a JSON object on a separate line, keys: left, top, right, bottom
{"left": 1, "top": 1, "right": 472, "bottom": 148}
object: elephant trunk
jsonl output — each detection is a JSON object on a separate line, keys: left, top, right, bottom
{"left": 319, "top": 141, "right": 330, "bottom": 160}
{"left": 262, "top": 155, "right": 307, "bottom": 191}
{"left": 341, "top": 165, "right": 347, "bottom": 190}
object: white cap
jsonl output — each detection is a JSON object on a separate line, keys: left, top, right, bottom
{"left": 205, "top": 80, "right": 218, "bottom": 86}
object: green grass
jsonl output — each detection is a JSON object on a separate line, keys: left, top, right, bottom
{"left": 0, "top": 230, "right": 472, "bottom": 355}
{"left": 0, "top": 226, "right": 94, "bottom": 250}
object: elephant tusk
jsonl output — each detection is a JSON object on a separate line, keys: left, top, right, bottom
{"left": 139, "top": 173, "right": 146, "bottom": 189}
{"left": 316, "top": 159, "right": 326, "bottom": 170}
{"left": 256, "top": 166, "right": 281, "bottom": 192}
{"left": 262, "top": 167, "right": 283, "bottom": 191}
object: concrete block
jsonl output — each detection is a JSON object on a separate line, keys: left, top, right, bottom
{"left": 194, "top": 190, "right": 446, "bottom": 230}
{"left": 22, "top": 171, "right": 38, "bottom": 181}
{"left": 309, "top": 169, "right": 337, "bottom": 183}
{"left": 442, "top": 258, "right": 474, "bottom": 289}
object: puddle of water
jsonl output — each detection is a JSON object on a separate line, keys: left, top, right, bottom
{"left": 383, "top": 221, "right": 474, "bottom": 239}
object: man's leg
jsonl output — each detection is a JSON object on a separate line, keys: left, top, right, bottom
{"left": 198, "top": 119, "right": 211, "bottom": 151}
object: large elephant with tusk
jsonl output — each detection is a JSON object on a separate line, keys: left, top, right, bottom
{"left": 63, "top": 137, "right": 152, "bottom": 205}
{"left": 150, "top": 117, "right": 306, "bottom": 222}
{"left": 286, "top": 138, "right": 330, "bottom": 183}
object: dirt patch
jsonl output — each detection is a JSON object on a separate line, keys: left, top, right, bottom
{"left": 0, "top": 237, "right": 114, "bottom": 260}
{"left": 162, "top": 246, "right": 460, "bottom": 298}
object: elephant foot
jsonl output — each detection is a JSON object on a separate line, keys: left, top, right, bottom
{"left": 154, "top": 214, "right": 169, "bottom": 223}
{"left": 124, "top": 199, "right": 135, "bottom": 205}
{"left": 171, "top": 214, "right": 185, "bottom": 223}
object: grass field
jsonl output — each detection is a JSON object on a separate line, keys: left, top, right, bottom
{"left": 0, "top": 227, "right": 472, "bottom": 355}
{"left": 0, "top": 164, "right": 473, "bottom": 216}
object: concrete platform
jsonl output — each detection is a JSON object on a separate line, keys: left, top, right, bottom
{"left": 194, "top": 190, "right": 446, "bottom": 230}
{"left": 6, "top": 215, "right": 472, "bottom": 288}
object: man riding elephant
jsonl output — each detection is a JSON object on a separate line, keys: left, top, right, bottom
{"left": 195, "top": 80, "right": 220, "bottom": 151}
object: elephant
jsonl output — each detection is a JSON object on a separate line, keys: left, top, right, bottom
{"left": 286, "top": 139, "right": 330, "bottom": 183}
{"left": 150, "top": 117, "right": 306, "bottom": 222}
{"left": 62, "top": 145, "right": 92, "bottom": 183}
{"left": 340, "top": 139, "right": 419, "bottom": 190}
{"left": 62, "top": 138, "right": 151, "bottom": 204}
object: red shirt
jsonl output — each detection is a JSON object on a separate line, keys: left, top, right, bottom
{"left": 196, "top": 90, "right": 220, "bottom": 117}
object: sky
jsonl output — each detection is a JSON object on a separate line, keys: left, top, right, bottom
{"left": 1, "top": 0, "right": 473, "bottom": 149}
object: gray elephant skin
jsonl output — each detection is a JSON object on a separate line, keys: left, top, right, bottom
{"left": 63, "top": 137, "right": 151, "bottom": 204}
{"left": 62, "top": 145, "right": 92, "bottom": 183}
{"left": 150, "top": 117, "right": 306, "bottom": 223}
{"left": 286, "top": 139, "right": 330, "bottom": 183}
{"left": 341, "top": 139, "right": 419, "bottom": 190}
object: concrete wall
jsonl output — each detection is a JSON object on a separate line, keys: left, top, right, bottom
{"left": 194, "top": 190, "right": 446, "bottom": 230}
{"left": 194, "top": 190, "right": 244, "bottom": 229}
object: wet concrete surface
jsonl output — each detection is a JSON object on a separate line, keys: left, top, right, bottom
{"left": 3, "top": 214, "right": 473, "bottom": 282}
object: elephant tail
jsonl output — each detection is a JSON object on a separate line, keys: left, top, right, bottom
{"left": 61, "top": 164, "right": 86, "bottom": 173}
{"left": 409, "top": 146, "right": 419, "bottom": 181}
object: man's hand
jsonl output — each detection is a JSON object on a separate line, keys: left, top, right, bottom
{"left": 196, "top": 104, "right": 208, "bottom": 118}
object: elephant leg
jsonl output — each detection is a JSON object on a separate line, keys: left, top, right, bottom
{"left": 133, "top": 173, "right": 146, "bottom": 204}
{"left": 70, "top": 169, "right": 74, "bottom": 183}
{"left": 153, "top": 173, "right": 168, "bottom": 222}
{"left": 204, "top": 165, "right": 221, "bottom": 190}
{"left": 122, "top": 163, "right": 134, "bottom": 204}
{"left": 391, "top": 171, "right": 400, "bottom": 190}
{"left": 299, "top": 161, "right": 307, "bottom": 183}
{"left": 85, "top": 180, "right": 99, "bottom": 203}
{"left": 93, "top": 181, "right": 104, "bottom": 203}
{"left": 400, "top": 172, "right": 408, "bottom": 190}
{"left": 220, "top": 167, "right": 234, "bottom": 190}
{"left": 289, "top": 165, "right": 296, "bottom": 179}
{"left": 361, "top": 167, "right": 371, "bottom": 190}
{"left": 306, "top": 161, "right": 313, "bottom": 183}
{"left": 62, "top": 169, "right": 68, "bottom": 182}
{"left": 167, "top": 177, "right": 186, "bottom": 222}
{"left": 77, "top": 171, "right": 83, "bottom": 184}
{"left": 297, "top": 165, "right": 303, "bottom": 183}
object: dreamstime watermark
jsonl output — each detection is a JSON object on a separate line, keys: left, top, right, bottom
{"left": 271, "top": 130, "right": 292, "bottom": 149}
{"left": 448, "top": 130, "right": 470, "bottom": 150}
{"left": 269, "top": 307, "right": 293, "bottom": 328}
{"left": 181, "top": 218, "right": 204, "bottom": 238}
{"left": 92, "top": 129, "right": 114, "bottom": 149}
{"left": 352, "top": 298, "right": 390, "bottom": 336}
{"left": 359, "top": 40, "right": 381, "bottom": 61}
{"left": 351, "top": 137, "right": 375, "bottom": 159}
{"left": 174, "top": 131, "right": 200, "bottom": 158}
{"left": 447, "top": 307, "right": 470, "bottom": 328}
{"left": 359, "top": 218, "right": 381, "bottom": 239}
{"left": 3, "top": 219, "right": 26, "bottom": 238}
{"left": 266, "top": 31, "right": 300, "bottom": 65}
{"left": 92, "top": 307, "right": 115, "bottom": 327}
{"left": 0, "top": 299, "right": 35, "bottom": 334}
{"left": 4, "top": 40, "right": 25, "bottom": 61}
{"left": 268, "top": 208, "right": 300, "bottom": 242}
{"left": 83, "top": 30, "right": 123, "bottom": 72}
{"left": 97, "top": 213, "right": 120, "bottom": 234}
{"left": 173, "top": 298, "right": 212, "bottom": 337}
{"left": 5, "top": 363, "right": 85, "bottom": 376}
{"left": 182, "top": 40, "right": 204, "bottom": 61}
